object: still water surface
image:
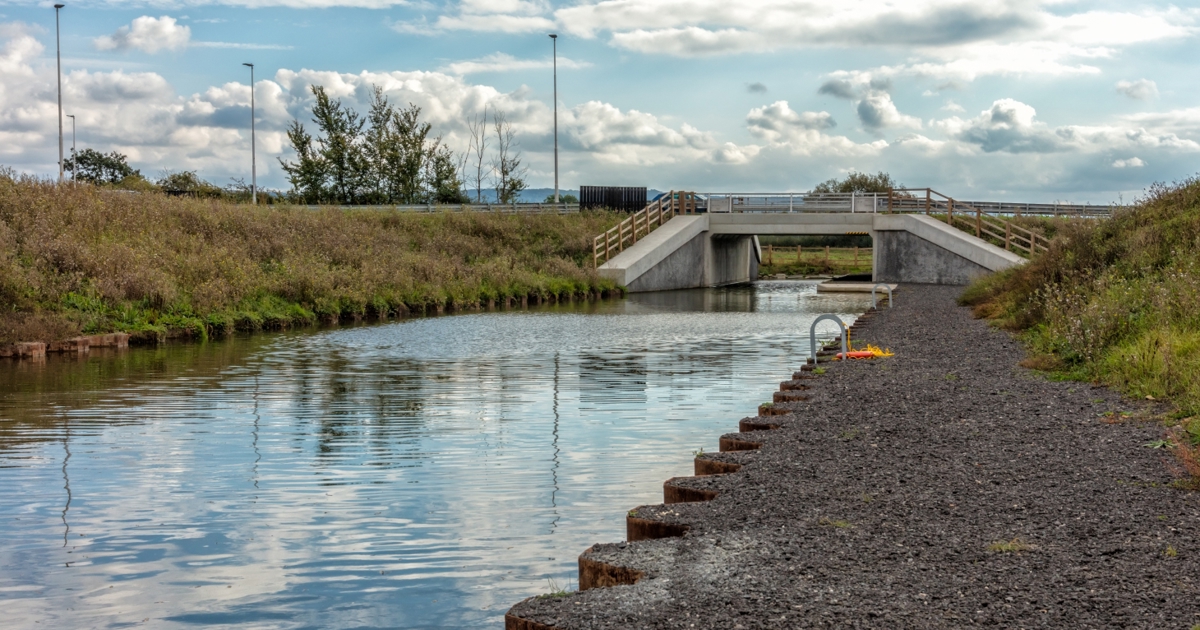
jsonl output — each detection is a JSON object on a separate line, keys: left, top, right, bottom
{"left": 0, "top": 281, "right": 871, "bottom": 629}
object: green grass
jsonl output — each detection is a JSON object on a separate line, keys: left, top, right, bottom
{"left": 0, "top": 172, "right": 624, "bottom": 344}
{"left": 960, "top": 176, "right": 1200, "bottom": 417}
{"left": 759, "top": 246, "right": 872, "bottom": 276}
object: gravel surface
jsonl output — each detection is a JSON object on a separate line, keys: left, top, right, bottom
{"left": 508, "top": 284, "right": 1200, "bottom": 629}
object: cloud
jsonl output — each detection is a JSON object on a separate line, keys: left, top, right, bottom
{"left": 856, "top": 92, "right": 921, "bottom": 130}
{"left": 818, "top": 79, "right": 856, "bottom": 99}
{"left": 938, "top": 98, "right": 1200, "bottom": 156}
{"left": 1112, "top": 157, "right": 1145, "bottom": 168}
{"left": 747, "top": 101, "right": 836, "bottom": 136}
{"left": 94, "top": 16, "right": 190, "bottom": 54}
{"left": 942, "top": 98, "right": 1064, "bottom": 153}
{"left": 441, "top": 53, "right": 590, "bottom": 75}
{"left": 746, "top": 82, "right": 766, "bottom": 93}
{"left": 1116, "top": 79, "right": 1158, "bottom": 101}
{"left": 192, "top": 42, "right": 295, "bottom": 50}
{"left": 745, "top": 100, "right": 883, "bottom": 157}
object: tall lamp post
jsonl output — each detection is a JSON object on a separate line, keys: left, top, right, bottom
{"left": 54, "top": 3, "right": 65, "bottom": 183}
{"left": 549, "top": 34, "right": 559, "bottom": 204}
{"left": 66, "top": 114, "right": 75, "bottom": 182}
{"left": 242, "top": 62, "right": 256, "bottom": 205}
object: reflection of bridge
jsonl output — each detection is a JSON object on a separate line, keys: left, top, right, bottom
{"left": 594, "top": 190, "right": 1115, "bottom": 292}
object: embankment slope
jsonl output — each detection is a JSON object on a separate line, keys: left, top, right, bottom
{"left": 0, "top": 175, "right": 620, "bottom": 344}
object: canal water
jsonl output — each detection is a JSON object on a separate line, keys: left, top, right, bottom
{"left": 0, "top": 281, "right": 871, "bottom": 629}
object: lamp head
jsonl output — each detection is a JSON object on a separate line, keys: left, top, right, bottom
{"left": 549, "top": 33, "right": 557, "bottom": 39}
{"left": 243, "top": 62, "right": 254, "bottom": 68}
{"left": 54, "top": 4, "right": 65, "bottom": 8}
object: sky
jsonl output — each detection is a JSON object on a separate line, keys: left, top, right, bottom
{"left": 0, "top": 0, "right": 1198, "bottom": 202}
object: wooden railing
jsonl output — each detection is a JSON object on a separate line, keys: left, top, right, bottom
{"left": 888, "top": 188, "right": 1050, "bottom": 258}
{"left": 592, "top": 192, "right": 697, "bottom": 268}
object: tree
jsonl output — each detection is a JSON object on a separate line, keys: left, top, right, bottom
{"left": 812, "top": 171, "right": 902, "bottom": 194}
{"left": 544, "top": 193, "right": 578, "bottom": 204}
{"left": 463, "top": 107, "right": 490, "bottom": 203}
{"left": 280, "top": 120, "right": 327, "bottom": 203}
{"left": 280, "top": 84, "right": 468, "bottom": 205}
{"left": 309, "top": 86, "right": 366, "bottom": 204}
{"left": 425, "top": 139, "right": 469, "bottom": 204}
{"left": 491, "top": 111, "right": 527, "bottom": 204}
{"left": 63, "top": 149, "right": 139, "bottom": 185}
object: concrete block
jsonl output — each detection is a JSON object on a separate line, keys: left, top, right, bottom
{"left": 47, "top": 337, "right": 90, "bottom": 353}
{"left": 0, "top": 342, "right": 46, "bottom": 359}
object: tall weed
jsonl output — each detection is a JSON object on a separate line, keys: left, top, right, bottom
{"left": 0, "top": 173, "right": 622, "bottom": 343}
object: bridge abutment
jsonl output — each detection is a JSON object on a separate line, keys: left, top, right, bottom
{"left": 600, "top": 212, "right": 1023, "bottom": 292}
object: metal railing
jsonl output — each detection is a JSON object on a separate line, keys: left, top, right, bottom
{"left": 304, "top": 202, "right": 581, "bottom": 213}
{"left": 695, "top": 191, "right": 1116, "bottom": 218}
{"left": 592, "top": 192, "right": 698, "bottom": 268}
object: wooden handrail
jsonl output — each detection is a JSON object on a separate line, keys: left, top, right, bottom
{"left": 592, "top": 191, "right": 692, "bottom": 268}
{"left": 888, "top": 188, "right": 1053, "bottom": 258}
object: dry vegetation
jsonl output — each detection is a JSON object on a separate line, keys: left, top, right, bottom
{"left": 0, "top": 172, "right": 621, "bottom": 344}
{"left": 960, "top": 176, "right": 1200, "bottom": 484}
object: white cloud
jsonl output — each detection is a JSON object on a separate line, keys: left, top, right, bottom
{"left": 441, "top": 53, "right": 590, "bottom": 75}
{"left": 94, "top": 16, "right": 190, "bottom": 54}
{"left": 1112, "top": 157, "right": 1145, "bottom": 168}
{"left": 938, "top": 98, "right": 1200, "bottom": 156}
{"left": 1115, "top": 79, "right": 1158, "bottom": 101}
{"left": 746, "top": 101, "right": 883, "bottom": 157}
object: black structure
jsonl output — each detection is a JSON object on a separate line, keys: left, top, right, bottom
{"left": 580, "top": 186, "right": 647, "bottom": 212}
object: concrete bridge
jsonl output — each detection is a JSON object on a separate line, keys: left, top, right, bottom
{"left": 593, "top": 190, "right": 1108, "bottom": 292}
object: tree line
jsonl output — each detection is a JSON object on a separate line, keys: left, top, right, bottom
{"left": 279, "top": 85, "right": 527, "bottom": 205}
{"left": 60, "top": 84, "right": 533, "bottom": 206}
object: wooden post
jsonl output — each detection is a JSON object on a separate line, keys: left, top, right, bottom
{"left": 975, "top": 208, "right": 982, "bottom": 237}
{"left": 947, "top": 198, "right": 953, "bottom": 225}
{"left": 796, "top": 245, "right": 802, "bottom": 265}
{"left": 825, "top": 245, "right": 830, "bottom": 266}
{"left": 888, "top": 188, "right": 894, "bottom": 214}
{"left": 767, "top": 244, "right": 774, "bottom": 266}
{"left": 1005, "top": 223, "right": 1011, "bottom": 251}
{"left": 925, "top": 189, "right": 931, "bottom": 215}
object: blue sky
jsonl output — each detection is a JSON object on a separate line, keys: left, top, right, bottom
{"left": 1, "top": 0, "right": 1198, "bottom": 202}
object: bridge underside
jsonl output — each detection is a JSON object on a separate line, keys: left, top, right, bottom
{"left": 599, "top": 213, "right": 1024, "bottom": 292}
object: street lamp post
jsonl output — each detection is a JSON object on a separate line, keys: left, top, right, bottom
{"left": 549, "top": 34, "right": 559, "bottom": 204}
{"left": 54, "top": 3, "right": 65, "bottom": 183}
{"left": 242, "top": 62, "right": 256, "bottom": 205}
{"left": 66, "top": 114, "right": 75, "bottom": 182}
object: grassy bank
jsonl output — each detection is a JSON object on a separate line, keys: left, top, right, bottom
{"left": 0, "top": 173, "right": 623, "bottom": 345}
{"left": 758, "top": 246, "right": 873, "bottom": 277}
{"left": 960, "top": 177, "right": 1200, "bottom": 482}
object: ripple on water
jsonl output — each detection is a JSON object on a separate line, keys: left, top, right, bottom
{"left": 0, "top": 281, "right": 870, "bottom": 628}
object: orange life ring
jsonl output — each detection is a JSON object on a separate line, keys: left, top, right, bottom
{"left": 835, "top": 351, "right": 875, "bottom": 360}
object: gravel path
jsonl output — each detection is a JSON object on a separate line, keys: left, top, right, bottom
{"left": 508, "top": 284, "right": 1200, "bottom": 629}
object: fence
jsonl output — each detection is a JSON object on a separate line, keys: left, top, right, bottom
{"left": 580, "top": 186, "right": 648, "bottom": 212}
{"left": 593, "top": 192, "right": 697, "bottom": 267}
{"left": 887, "top": 189, "right": 1050, "bottom": 257}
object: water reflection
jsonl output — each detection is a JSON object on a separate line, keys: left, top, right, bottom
{"left": 0, "top": 281, "right": 871, "bottom": 629}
